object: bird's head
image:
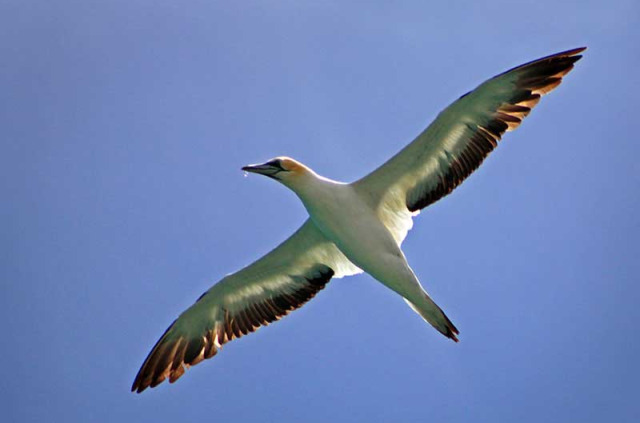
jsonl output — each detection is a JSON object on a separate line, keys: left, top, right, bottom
{"left": 242, "top": 156, "right": 314, "bottom": 189}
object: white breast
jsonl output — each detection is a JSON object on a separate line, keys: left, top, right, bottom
{"left": 297, "top": 180, "right": 408, "bottom": 284}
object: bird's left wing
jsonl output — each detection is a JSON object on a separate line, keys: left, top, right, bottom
{"left": 132, "top": 219, "right": 361, "bottom": 393}
{"left": 353, "top": 48, "right": 585, "bottom": 243}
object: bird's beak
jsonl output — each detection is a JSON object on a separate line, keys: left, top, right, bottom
{"left": 241, "top": 162, "right": 281, "bottom": 176}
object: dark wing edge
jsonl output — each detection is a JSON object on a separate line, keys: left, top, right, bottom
{"left": 131, "top": 264, "right": 334, "bottom": 393}
{"left": 406, "top": 47, "right": 585, "bottom": 211}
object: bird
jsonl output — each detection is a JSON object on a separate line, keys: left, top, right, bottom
{"left": 132, "top": 47, "right": 585, "bottom": 393}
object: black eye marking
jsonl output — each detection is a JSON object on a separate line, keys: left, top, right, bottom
{"left": 266, "top": 159, "right": 287, "bottom": 172}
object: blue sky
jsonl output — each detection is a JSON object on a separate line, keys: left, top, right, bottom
{"left": 2, "top": 1, "right": 639, "bottom": 422}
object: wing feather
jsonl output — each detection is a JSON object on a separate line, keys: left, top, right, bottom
{"left": 132, "top": 219, "right": 361, "bottom": 393}
{"left": 354, "top": 48, "right": 585, "bottom": 239}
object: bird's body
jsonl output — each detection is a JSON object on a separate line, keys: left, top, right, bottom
{"left": 281, "top": 167, "right": 455, "bottom": 337}
{"left": 132, "top": 47, "right": 585, "bottom": 393}
{"left": 298, "top": 176, "right": 401, "bottom": 282}
{"left": 289, "top": 168, "right": 456, "bottom": 337}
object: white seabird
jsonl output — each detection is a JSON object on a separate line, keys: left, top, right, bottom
{"left": 132, "top": 47, "right": 585, "bottom": 392}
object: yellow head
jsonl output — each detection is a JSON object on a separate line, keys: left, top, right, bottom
{"left": 242, "top": 156, "right": 314, "bottom": 187}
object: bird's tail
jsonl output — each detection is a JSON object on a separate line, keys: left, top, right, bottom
{"left": 404, "top": 292, "right": 459, "bottom": 342}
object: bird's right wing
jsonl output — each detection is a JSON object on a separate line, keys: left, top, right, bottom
{"left": 353, "top": 48, "right": 584, "bottom": 243}
{"left": 132, "top": 219, "right": 361, "bottom": 393}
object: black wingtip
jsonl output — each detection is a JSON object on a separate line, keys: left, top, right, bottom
{"left": 531, "top": 46, "right": 587, "bottom": 61}
{"left": 444, "top": 316, "right": 460, "bottom": 343}
{"left": 561, "top": 46, "right": 586, "bottom": 55}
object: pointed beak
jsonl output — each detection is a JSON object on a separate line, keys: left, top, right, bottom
{"left": 241, "top": 162, "right": 281, "bottom": 176}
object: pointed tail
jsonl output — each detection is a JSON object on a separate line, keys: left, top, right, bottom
{"left": 404, "top": 292, "right": 459, "bottom": 342}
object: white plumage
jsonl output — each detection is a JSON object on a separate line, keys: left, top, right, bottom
{"left": 132, "top": 47, "right": 584, "bottom": 393}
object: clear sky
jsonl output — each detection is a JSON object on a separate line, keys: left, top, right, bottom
{"left": 2, "top": 1, "right": 639, "bottom": 422}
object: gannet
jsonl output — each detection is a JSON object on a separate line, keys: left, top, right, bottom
{"left": 132, "top": 47, "right": 585, "bottom": 392}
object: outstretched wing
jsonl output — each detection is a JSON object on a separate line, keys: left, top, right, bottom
{"left": 353, "top": 48, "right": 585, "bottom": 243}
{"left": 132, "top": 219, "right": 361, "bottom": 393}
